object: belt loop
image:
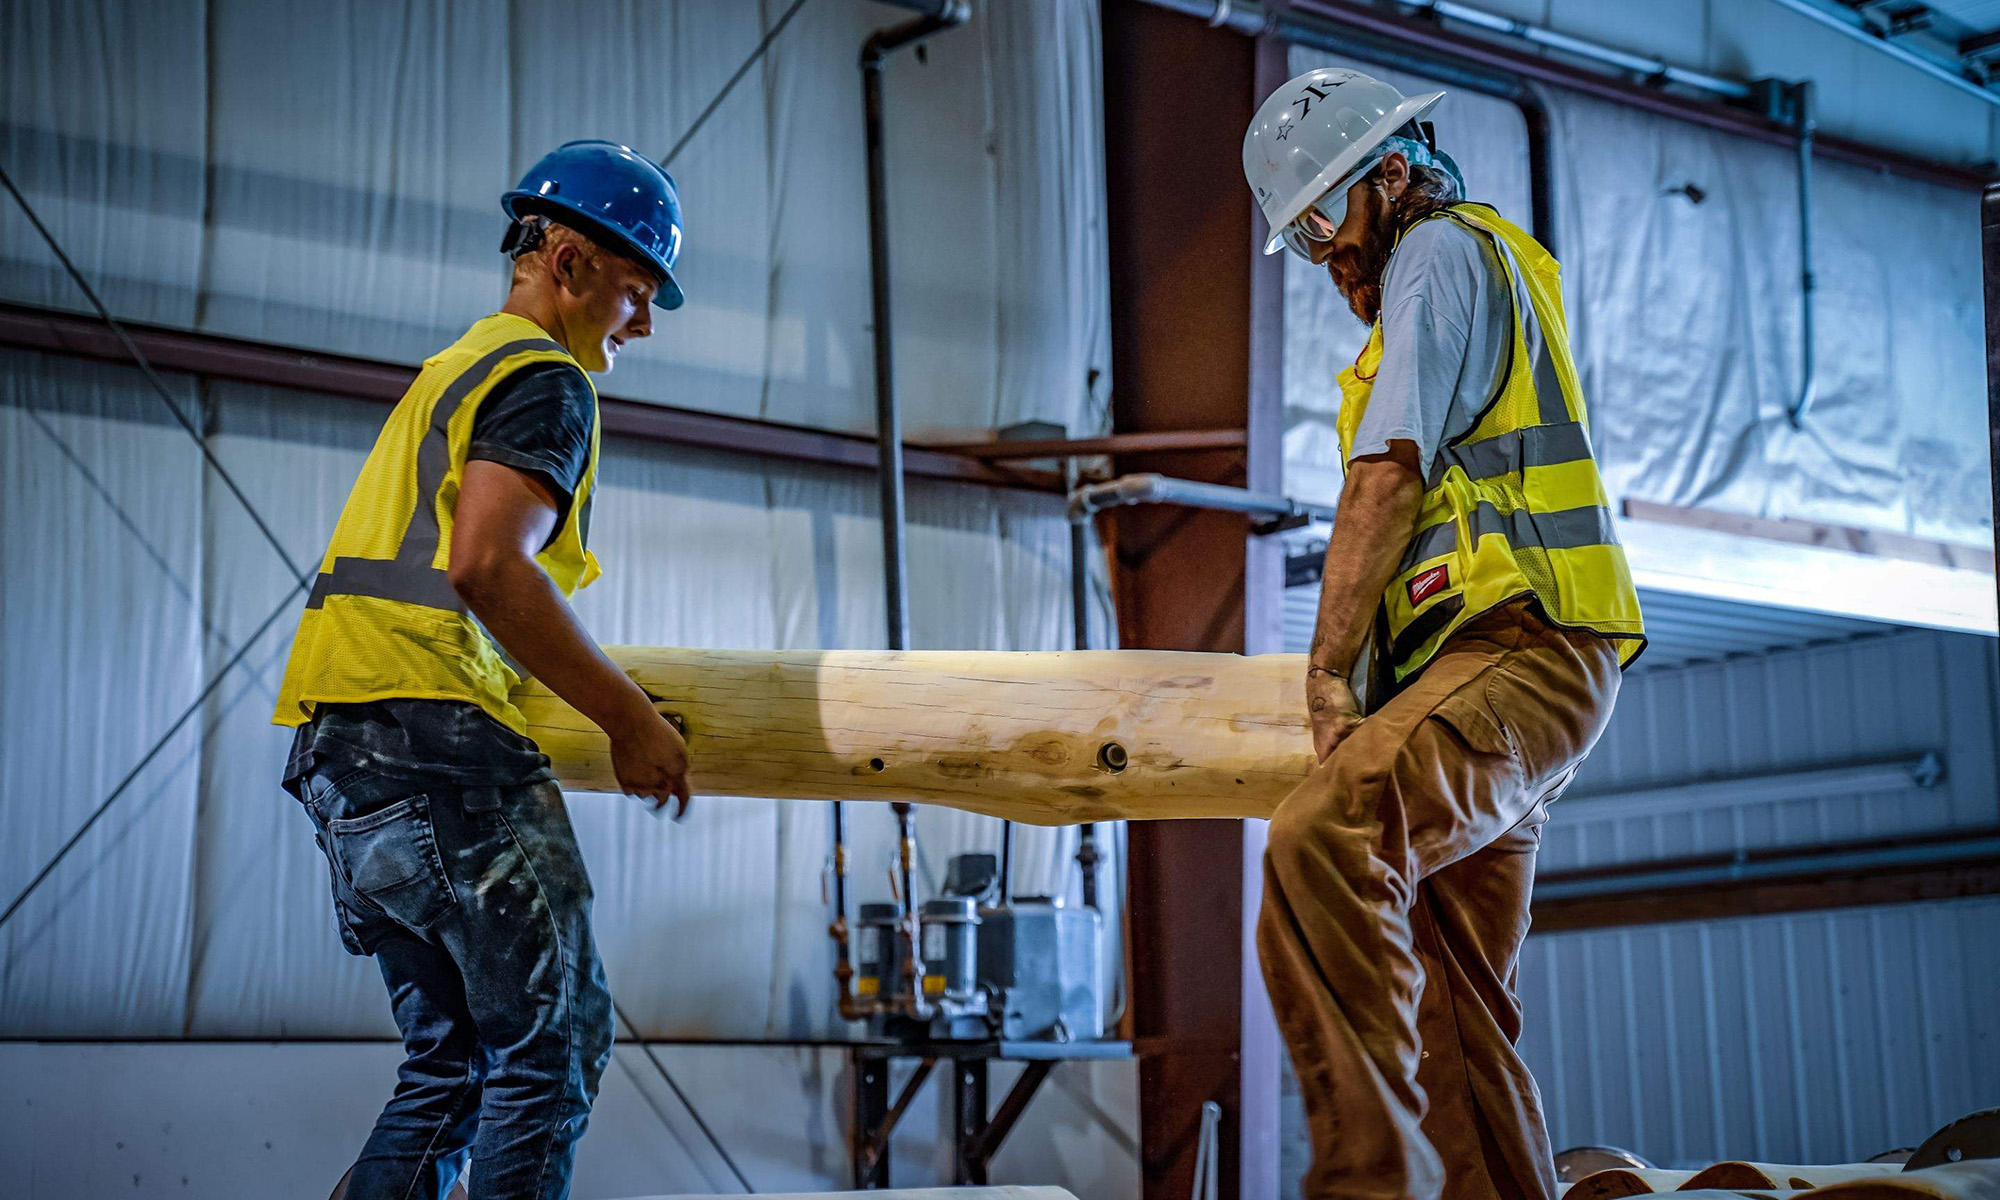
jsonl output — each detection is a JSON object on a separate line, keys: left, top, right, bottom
{"left": 462, "top": 785, "right": 502, "bottom": 813}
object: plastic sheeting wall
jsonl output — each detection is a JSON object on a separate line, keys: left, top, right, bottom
{"left": 1518, "top": 629, "right": 2000, "bottom": 1165}
{"left": 1281, "top": 47, "right": 1990, "bottom": 551}
{"left": 1, "top": 0, "right": 1112, "bottom": 438}
{"left": 0, "top": 348, "right": 1122, "bottom": 1040}
{"left": 1, "top": 0, "right": 1121, "bottom": 1046}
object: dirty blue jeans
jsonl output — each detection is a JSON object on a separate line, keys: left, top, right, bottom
{"left": 296, "top": 767, "right": 613, "bottom": 1200}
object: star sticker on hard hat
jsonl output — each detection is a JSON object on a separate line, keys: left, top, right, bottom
{"left": 1275, "top": 122, "right": 1291, "bottom": 141}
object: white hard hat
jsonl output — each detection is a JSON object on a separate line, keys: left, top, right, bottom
{"left": 1243, "top": 68, "right": 1444, "bottom": 257}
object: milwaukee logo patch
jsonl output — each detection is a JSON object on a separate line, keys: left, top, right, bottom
{"left": 1407, "top": 564, "right": 1451, "bottom": 607}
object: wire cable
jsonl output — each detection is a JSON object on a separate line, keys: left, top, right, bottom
{"left": 612, "top": 1000, "right": 756, "bottom": 1192}
{"left": 0, "top": 163, "right": 313, "bottom": 586}
{"left": 660, "top": 0, "right": 817, "bottom": 169}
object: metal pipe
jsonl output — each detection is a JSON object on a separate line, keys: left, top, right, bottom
{"left": 1532, "top": 834, "right": 2000, "bottom": 901}
{"left": 1557, "top": 752, "right": 1942, "bottom": 824}
{"left": 1068, "top": 471, "right": 1334, "bottom": 524}
{"left": 1134, "top": 0, "right": 1988, "bottom": 191}
{"left": 1789, "top": 79, "right": 1819, "bottom": 426}
{"left": 1759, "top": 0, "right": 2000, "bottom": 110}
{"left": 863, "top": 1, "right": 971, "bottom": 654}
{"left": 998, "top": 820, "right": 1014, "bottom": 906}
{"left": 1077, "top": 823, "right": 1102, "bottom": 910}
{"left": 1984, "top": 183, "right": 2000, "bottom": 648}
{"left": 828, "top": 802, "right": 867, "bottom": 1022}
{"left": 1409, "top": 0, "right": 1751, "bottom": 98}
{"left": 856, "top": 0, "right": 969, "bottom": 1028}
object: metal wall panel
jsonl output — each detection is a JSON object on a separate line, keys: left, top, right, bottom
{"left": 1548, "top": 628, "right": 2000, "bottom": 871}
{"left": 1519, "top": 897, "right": 2000, "bottom": 1165}
{"left": 1521, "top": 627, "right": 2000, "bottom": 1165}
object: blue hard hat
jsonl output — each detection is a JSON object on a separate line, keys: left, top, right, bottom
{"left": 503, "top": 140, "right": 686, "bottom": 310}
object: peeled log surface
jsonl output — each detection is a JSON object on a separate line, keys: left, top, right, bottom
{"left": 515, "top": 648, "right": 1314, "bottom": 825}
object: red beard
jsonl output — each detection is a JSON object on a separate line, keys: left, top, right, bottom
{"left": 1326, "top": 187, "right": 1394, "bottom": 325}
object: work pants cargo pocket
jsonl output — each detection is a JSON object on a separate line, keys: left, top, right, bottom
{"left": 326, "top": 794, "right": 458, "bottom": 930}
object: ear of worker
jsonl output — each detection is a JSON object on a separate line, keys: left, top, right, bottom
{"left": 513, "top": 646, "right": 1315, "bottom": 824}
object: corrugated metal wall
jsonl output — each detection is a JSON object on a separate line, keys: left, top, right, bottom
{"left": 1549, "top": 628, "right": 2000, "bottom": 871}
{"left": 1521, "top": 628, "right": 2000, "bottom": 1165}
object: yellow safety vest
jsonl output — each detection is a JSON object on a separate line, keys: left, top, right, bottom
{"left": 273, "top": 312, "right": 603, "bottom": 734}
{"left": 1337, "top": 203, "right": 1644, "bottom": 682}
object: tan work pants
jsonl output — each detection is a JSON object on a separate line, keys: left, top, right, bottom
{"left": 1260, "top": 599, "right": 1621, "bottom": 1200}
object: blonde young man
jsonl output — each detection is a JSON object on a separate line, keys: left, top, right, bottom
{"left": 1243, "top": 72, "right": 1645, "bottom": 1200}
{"left": 273, "top": 141, "right": 693, "bottom": 1200}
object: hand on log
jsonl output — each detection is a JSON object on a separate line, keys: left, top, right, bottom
{"left": 512, "top": 647, "right": 1317, "bottom": 825}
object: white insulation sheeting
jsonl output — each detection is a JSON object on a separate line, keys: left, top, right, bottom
{"left": 1, "top": 0, "right": 1112, "bottom": 438}
{"left": 0, "top": 0, "right": 1120, "bottom": 1041}
{"left": 1281, "top": 47, "right": 1993, "bottom": 628}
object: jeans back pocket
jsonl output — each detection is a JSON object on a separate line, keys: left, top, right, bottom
{"left": 327, "top": 794, "right": 458, "bottom": 930}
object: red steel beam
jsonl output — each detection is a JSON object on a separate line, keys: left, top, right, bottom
{"left": 1532, "top": 851, "right": 2000, "bottom": 932}
{"left": 0, "top": 301, "right": 1058, "bottom": 493}
{"left": 921, "top": 428, "right": 1248, "bottom": 459}
{"left": 1103, "top": 5, "right": 1284, "bottom": 1199}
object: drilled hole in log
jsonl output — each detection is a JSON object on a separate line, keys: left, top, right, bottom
{"left": 1098, "top": 742, "right": 1128, "bottom": 773}
{"left": 869, "top": 757, "right": 886, "bottom": 772}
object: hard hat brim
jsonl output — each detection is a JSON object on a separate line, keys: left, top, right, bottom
{"left": 503, "top": 192, "right": 686, "bottom": 310}
{"left": 1260, "top": 89, "right": 1445, "bottom": 256}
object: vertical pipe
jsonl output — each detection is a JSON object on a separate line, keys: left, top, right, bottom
{"left": 860, "top": 6, "right": 968, "bottom": 1023}
{"left": 829, "top": 801, "right": 864, "bottom": 1020}
{"left": 1518, "top": 85, "right": 1558, "bottom": 257}
{"left": 1788, "top": 79, "right": 1818, "bottom": 427}
{"left": 998, "top": 821, "right": 1014, "bottom": 906}
{"left": 1980, "top": 182, "right": 2000, "bottom": 802}
{"left": 862, "top": 54, "right": 911, "bottom": 653}
{"left": 1066, "top": 457, "right": 1103, "bottom": 910}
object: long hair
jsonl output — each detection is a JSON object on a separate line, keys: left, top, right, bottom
{"left": 1389, "top": 161, "right": 1463, "bottom": 237}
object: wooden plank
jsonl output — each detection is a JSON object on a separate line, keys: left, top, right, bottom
{"left": 517, "top": 647, "right": 1312, "bottom": 825}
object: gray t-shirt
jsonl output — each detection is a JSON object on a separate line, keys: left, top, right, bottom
{"left": 1347, "top": 218, "right": 1510, "bottom": 474}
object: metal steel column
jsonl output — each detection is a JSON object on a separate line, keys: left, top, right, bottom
{"left": 1102, "top": 4, "right": 1283, "bottom": 1198}
{"left": 953, "top": 1058, "right": 990, "bottom": 1185}
{"left": 1984, "top": 183, "right": 2000, "bottom": 629}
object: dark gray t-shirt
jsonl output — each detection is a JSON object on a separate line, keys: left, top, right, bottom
{"left": 284, "top": 361, "right": 597, "bottom": 791}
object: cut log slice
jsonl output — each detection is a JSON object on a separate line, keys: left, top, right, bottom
{"left": 1562, "top": 1167, "right": 1694, "bottom": 1197}
{"left": 517, "top": 648, "right": 1315, "bottom": 824}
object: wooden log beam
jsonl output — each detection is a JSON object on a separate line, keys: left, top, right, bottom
{"left": 515, "top": 647, "right": 1312, "bottom": 825}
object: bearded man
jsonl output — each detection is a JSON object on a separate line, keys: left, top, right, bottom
{"left": 1242, "top": 70, "right": 1646, "bottom": 1200}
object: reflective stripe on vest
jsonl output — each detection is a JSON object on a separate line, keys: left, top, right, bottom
{"left": 301, "top": 337, "right": 563, "bottom": 613}
{"left": 1400, "top": 500, "right": 1619, "bottom": 572}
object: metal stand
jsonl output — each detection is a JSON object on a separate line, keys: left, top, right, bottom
{"left": 849, "top": 1039, "right": 1131, "bottom": 1188}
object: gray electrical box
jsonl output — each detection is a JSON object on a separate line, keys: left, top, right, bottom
{"left": 977, "top": 896, "right": 1102, "bottom": 1042}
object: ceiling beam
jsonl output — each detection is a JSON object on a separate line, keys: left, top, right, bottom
{"left": 0, "top": 301, "right": 1058, "bottom": 493}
